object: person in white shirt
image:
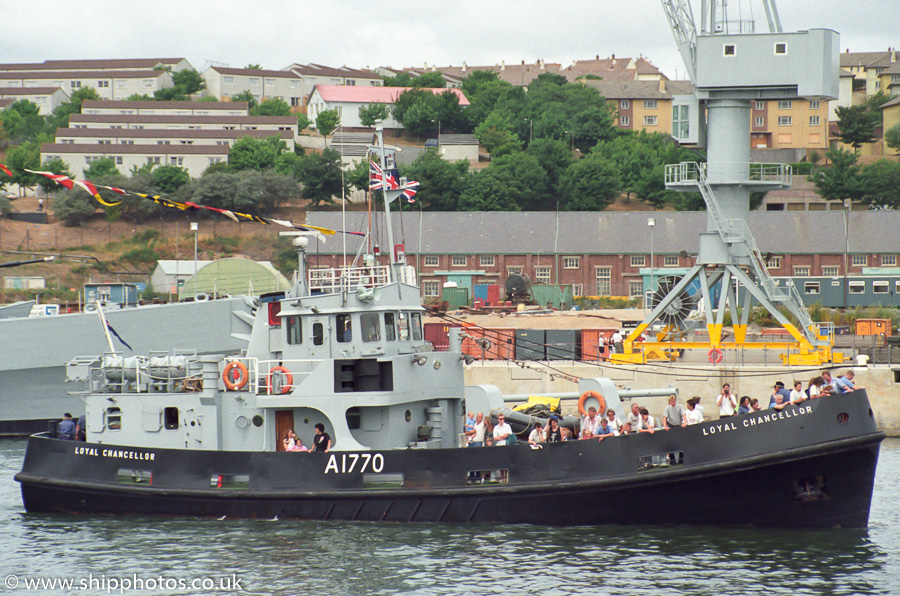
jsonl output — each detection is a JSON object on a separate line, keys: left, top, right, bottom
{"left": 624, "top": 403, "right": 642, "bottom": 434}
{"left": 684, "top": 398, "right": 704, "bottom": 425}
{"left": 789, "top": 380, "right": 807, "bottom": 404}
{"left": 469, "top": 412, "right": 487, "bottom": 447}
{"left": 717, "top": 383, "right": 737, "bottom": 417}
{"left": 528, "top": 422, "right": 545, "bottom": 447}
{"left": 492, "top": 413, "right": 514, "bottom": 445}
{"left": 606, "top": 409, "right": 623, "bottom": 434}
{"left": 611, "top": 330, "right": 624, "bottom": 354}
{"left": 581, "top": 407, "right": 602, "bottom": 438}
{"left": 634, "top": 408, "right": 656, "bottom": 434}
{"left": 821, "top": 370, "right": 839, "bottom": 394}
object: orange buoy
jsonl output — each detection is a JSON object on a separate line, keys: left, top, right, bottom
{"left": 222, "top": 361, "right": 249, "bottom": 391}
{"left": 578, "top": 390, "right": 607, "bottom": 418}
{"left": 266, "top": 365, "right": 294, "bottom": 395}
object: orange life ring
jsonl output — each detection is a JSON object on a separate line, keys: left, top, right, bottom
{"left": 266, "top": 365, "right": 294, "bottom": 395}
{"left": 578, "top": 390, "right": 607, "bottom": 418}
{"left": 222, "top": 361, "right": 249, "bottom": 391}
{"left": 708, "top": 348, "right": 724, "bottom": 364}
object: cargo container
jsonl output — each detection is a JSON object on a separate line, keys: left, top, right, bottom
{"left": 515, "top": 329, "right": 546, "bottom": 360}
{"left": 581, "top": 328, "right": 617, "bottom": 362}
{"left": 473, "top": 284, "right": 489, "bottom": 301}
{"left": 441, "top": 287, "right": 470, "bottom": 309}
{"left": 423, "top": 322, "right": 458, "bottom": 351}
{"left": 530, "top": 284, "right": 574, "bottom": 310}
{"left": 545, "top": 329, "right": 581, "bottom": 360}
{"left": 461, "top": 327, "right": 516, "bottom": 360}
{"left": 856, "top": 318, "right": 892, "bottom": 336}
{"left": 486, "top": 284, "right": 500, "bottom": 305}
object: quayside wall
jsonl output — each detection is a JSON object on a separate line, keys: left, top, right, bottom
{"left": 464, "top": 362, "right": 900, "bottom": 436}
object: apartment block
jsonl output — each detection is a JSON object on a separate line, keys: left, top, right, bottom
{"left": 81, "top": 99, "right": 248, "bottom": 117}
{"left": 0, "top": 86, "right": 69, "bottom": 115}
{"left": 750, "top": 98, "right": 828, "bottom": 150}
{"left": 40, "top": 143, "right": 230, "bottom": 177}
{"left": 284, "top": 64, "right": 383, "bottom": 106}
{"left": 0, "top": 69, "right": 173, "bottom": 100}
{"left": 53, "top": 127, "right": 295, "bottom": 151}
{"left": 202, "top": 66, "right": 304, "bottom": 106}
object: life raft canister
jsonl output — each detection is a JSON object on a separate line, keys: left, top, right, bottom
{"left": 577, "top": 390, "right": 607, "bottom": 418}
{"left": 266, "top": 366, "right": 293, "bottom": 395}
{"left": 222, "top": 361, "right": 249, "bottom": 391}
{"left": 708, "top": 348, "right": 724, "bottom": 364}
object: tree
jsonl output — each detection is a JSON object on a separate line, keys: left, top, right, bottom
{"left": 253, "top": 97, "right": 291, "bottom": 116}
{"left": 391, "top": 88, "right": 435, "bottom": 133}
{"left": 382, "top": 72, "right": 413, "bottom": 87}
{"left": 474, "top": 111, "right": 521, "bottom": 157}
{"left": 46, "top": 87, "right": 100, "bottom": 130}
{"left": 245, "top": 64, "right": 262, "bottom": 70}
{"left": 809, "top": 146, "right": 864, "bottom": 203}
{"left": 315, "top": 109, "right": 340, "bottom": 139}
{"left": 297, "top": 114, "right": 311, "bottom": 131}
{"left": 172, "top": 69, "right": 206, "bottom": 95}
{"left": 346, "top": 158, "right": 371, "bottom": 193}
{"left": 228, "top": 135, "right": 287, "bottom": 171}
{"left": 4, "top": 135, "right": 47, "bottom": 192}
{"left": 526, "top": 138, "right": 573, "bottom": 189}
{"left": 53, "top": 188, "right": 96, "bottom": 225}
{"left": 359, "top": 103, "right": 390, "bottom": 127}
{"left": 124, "top": 93, "right": 154, "bottom": 101}
{"left": 199, "top": 95, "right": 220, "bottom": 102}
{"left": 458, "top": 152, "right": 547, "bottom": 211}
{"left": 835, "top": 104, "right": 880, "bottom": 149}
{"left": 412, "top": 71, "right": 446, "bottom": 88}
{"left": 885, "top": 123, "right": 900, "bottom": 153}
{"left": 296, "top": 148, "right": 346, "bottom": 206}
{"left": 0, "top": 100, "right": 46, "bottom": 144}
{"left": 151, "top": 165, "right": 191, "bottom": 194}
{"left": 153, "top": 87, "right": 189, "bottom": 101}
{"left": 231, "top": 90, "right": 257, "bottom": 112}
{"left": 557, "top": 153, "right": 622, "bottom": 211}
{"left": 458, "top": 168, "right": 522, "bottom": 211}
{"left": 405, "top": 148, "right": 470, "bottom": 210}
{"left": 254, "top": 170, "right": 300, "bottom": 213}
{"left": 860, "top": 159, "right": 900, "bottom": 209}
{"left": 83, "top": 157, "right": 120, "bottom": 179}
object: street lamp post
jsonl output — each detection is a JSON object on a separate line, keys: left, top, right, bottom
{"left": 564, "top": 130, "right": 574, "bottom": 150}
{"left": 648, "top": 217, "right": 655, "bottom": 312}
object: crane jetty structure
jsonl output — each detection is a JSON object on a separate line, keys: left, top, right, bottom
{"left": 613, "top": 0, "right": 843, "bottom": 366}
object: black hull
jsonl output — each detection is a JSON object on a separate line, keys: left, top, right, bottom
{"left": 16, "top": 392, "right": 885, "bottom": 528}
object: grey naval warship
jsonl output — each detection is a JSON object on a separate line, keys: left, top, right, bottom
{"left": 16, "top": 131, "right": 885, "bottom": 528}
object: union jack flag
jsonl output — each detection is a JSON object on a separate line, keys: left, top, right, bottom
{"left": 401, "top": 180, "right": 420, "bottom": 203}
{"left": 369, "top": 161, "right": 399, "bottom": 190}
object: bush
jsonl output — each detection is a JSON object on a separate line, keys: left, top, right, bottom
{"left": 791, "top": 162, "right": 813, "bottom": 175}
{"left": 131, "top": 229, "right": 161, "bottom": 244}
{"left": 121, "top": 246, "right": 160, "bottom": 266}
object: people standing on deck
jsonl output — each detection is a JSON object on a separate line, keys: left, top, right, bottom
{"left": 595, "top": 417, "right": 617, "bottom": 440}
{"left": 769, "top": 393, "right": 789, "bottom": 411}
{"left": 76, "top": 413, "right": 87, "bottom": 441}
{"left": 807, "top": 376, "right": 829, "bottom": 399}
{"left": 624, "top": 403, "right": 642, "bottom": 434}
{"left": 606, "top": 409, "right": 623, "bottom": 434}
{"left": 463, "top": 411, "right": 476, "bottom": 445}
{"left": 750, "top": 398, "right": 762, "bottom": 412}
{"left": 737, "top": 396, "right": 752, "bottom": 416}
{"left": 57, "top": 413, "right": 75, "bottom": 440}
{"left": 790, "top": 381, "right": 807, "bottom": 404}
{"left": 685, "top": 398, "right": 704, "bottom": 425}
{"left": 717, "top": 384, "right": 737, "bottom": 418}
{"left": 528, "top": 422, "right": 545, "bottom": 447}
{"left": 769, "top": 382, "right": 791, "bottom": 407}
{"left": 837, "top": 370, "right": 861, "bottom": 393}
{"left": 469, "top": 412, "right": 487, "bottom": 447}
{"left": 663, "top": 394, "right": 686, "bottom": 429}
{"left": 635, "top": 408, "right": 656, "bottom": 434}
{"left": 492, "top": 414, "right": 514, "bottom": 445}
{"left": 581, "top": 407, "right": 602, "bottom": 438}
{"left": 311, "top": 423, "right": 332, "bottom": 452}
{"left": 546, "top": 415, "right": 564, "bottom": 442}
{"left": 821, "top": 370, "right": 839, "bottom": 393}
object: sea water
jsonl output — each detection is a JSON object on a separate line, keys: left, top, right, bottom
{"left": 2, "top": 438, "right": 899, "bottom": 595}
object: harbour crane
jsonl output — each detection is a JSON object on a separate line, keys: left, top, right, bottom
{"left": 612, "top": 0, "right": 843, "bottom": 366}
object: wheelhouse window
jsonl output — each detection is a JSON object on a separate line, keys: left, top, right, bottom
{"left": 410, "top": 312, "right": 423, "bottom": 341}
{"left": 360, "top": 312, "right": 381, "bottom": 342}
{"left": 336, "top": 314, "right": 352, "bottom": 343}
{"left": 313, "top": 322, "right": 324, "bottom": 345}
{"left": 107, "top": 407, "right": 122, "bottom": 430}
{"left": 285, "top": 315, "right": 302, "bottom": 344}
{"left": 164, "top": 407, "right": 179, "bottom": 430}
{"left": 384, "top": 313, "right": 396, "bottom": 341}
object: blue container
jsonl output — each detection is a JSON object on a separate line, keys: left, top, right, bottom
{"left": 473, "top": 284, "right": 489, "bottom": 301}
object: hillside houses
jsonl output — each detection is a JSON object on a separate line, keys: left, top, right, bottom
{"left": 307, "top": 85, "right": 469, "bottom": 130}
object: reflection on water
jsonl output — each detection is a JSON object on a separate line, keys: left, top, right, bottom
{"left": 2, "top": 438, "right": 899, "bottom": 595}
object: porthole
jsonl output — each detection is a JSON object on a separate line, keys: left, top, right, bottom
{"left": 405, "top": 410, "right": 412, "bottom": 423}
{"left": 837, "top": 412, "right": 850, "bottom": 424}
{"left": 235, "top": 415, "right": 249, "bottom": 429}
{"left": 252, "top": 415, "right": 264, "bottom": 427}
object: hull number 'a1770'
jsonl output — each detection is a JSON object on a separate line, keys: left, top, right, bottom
{"left": 325, "top": 453, "right": 384, "bottom": 474}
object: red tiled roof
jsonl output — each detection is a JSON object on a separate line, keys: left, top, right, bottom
{"left": 312, "top": 85, "right": 469, "bottom": 105}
